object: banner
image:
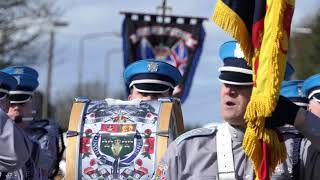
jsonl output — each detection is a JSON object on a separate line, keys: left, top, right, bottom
{"left": 213, "top": 0, "right": 295, "bottom": 179}
{"left": 122, "top": 13, "right": 206, "bottom": 103}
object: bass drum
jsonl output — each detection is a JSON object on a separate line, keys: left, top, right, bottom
{"left": 66, "top": 97, "right": 184, "bottom": 180}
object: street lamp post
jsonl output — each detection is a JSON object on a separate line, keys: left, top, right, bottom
{"left": 77, "top": 31, "right": 121, "bottom": 96}
{"left": 104, "top": 48, "right": 122, "bottom": 97}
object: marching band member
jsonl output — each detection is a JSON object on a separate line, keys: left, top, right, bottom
{"left": 2, "top": 66, "right": 61, "bottom": 179}
{"left": 0, "top": 70, "right": 40, "bottom": 179}
{"left": 155, "top": 41, "right": 320, "bottom": 180}
{"left": 124, "top": 59, "right": 182, "bottom": 100}
{"left": 303, "top": 74, "right": 320, "bottom": 117}
{"left": 280, "top": 80, "right": 309, "bottom": 108}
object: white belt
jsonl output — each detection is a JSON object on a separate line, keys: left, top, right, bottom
{"left": 217, "top": 123, "right": 235, "bottom": 180}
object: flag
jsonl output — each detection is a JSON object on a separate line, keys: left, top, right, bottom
{"left": 122, "top": 13, "right": 206, "bottom": 103}
{"left": 213, "top": 0, "right": 295, "bottom": 179}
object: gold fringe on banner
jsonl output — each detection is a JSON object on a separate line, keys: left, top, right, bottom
{"left": 212, "top": 0, "right": 253, "bottom": 65}
{"left": 213, "top": 0, "right": 295, "bottom": 179}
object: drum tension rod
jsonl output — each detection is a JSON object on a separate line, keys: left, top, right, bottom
{"left": 66, "top": 130, "right": 170, "bottom": 137}
{"left": 156, "top": 130, "right": 169, "bottom": 137}
{"left": 66, "top": 130, "right": 80, "bottom": 138}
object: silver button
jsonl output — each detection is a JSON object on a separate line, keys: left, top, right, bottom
{"left": 233, "top": 133, "right": 238, "bottom": 138}
{"left": 245, "top": 174, "right": 251, "bottom": 179}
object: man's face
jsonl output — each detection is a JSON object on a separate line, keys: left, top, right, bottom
{"left": 220, "top": 83, "right": 252, "bottom": 127}
{"left": 7, "top": 100, "right": 33, "bottom": 121}
{"left": 128, "top": 88, "right": 171, "bottom": 101}
{"left": 308, "top": 99, "right": 320, "bottom": 118}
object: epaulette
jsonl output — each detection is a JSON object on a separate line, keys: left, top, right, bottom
{"left": 277, "top": 126, "right": 302, "bottom": 135}
{"left": 203, "top": 122, "right": 221, "bottom": 129}
{"left": 175, "top": 127, "right": 217, "bottom": 145}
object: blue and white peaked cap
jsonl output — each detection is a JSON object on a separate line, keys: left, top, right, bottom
{"left": 280, "top": 80, "right": 308, "bottom": 107}
{"left": 302, "top": 74, "right": 320, "bottom": 102}
{"left": 218, "top": 41, "right": 253, "bottom": 85}
{"left": 2, "top": 66, "right": 39, "bottom": 103}
{"left": 0, "top": 72, "right": 18, "bottom": 100}
{"left": 218, "top": 41, "right": 296, "bottom": 85}
{"left": 284, "top": 62, "right": 294, "bottom": 81}
{"left": 124, "top": 59, "right": 182, "bottom": 93}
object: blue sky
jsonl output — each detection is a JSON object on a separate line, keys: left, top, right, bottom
{"left": 35, "top": 0, "right": 319, "bottom": 127}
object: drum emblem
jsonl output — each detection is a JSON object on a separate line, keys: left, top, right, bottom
{"left": 91, "top": 129, "right": 143, "bottom": 178}
{"left": 100, "top": 135, "right": 135, "bottom": 158}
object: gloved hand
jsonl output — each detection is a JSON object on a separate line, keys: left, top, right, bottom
{"left": 265, "top": 95, "right": 300, "bottom": 129}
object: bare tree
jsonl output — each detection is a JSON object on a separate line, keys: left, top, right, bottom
{"left": 290, "top": 11, "right": 320, "bottom": 79}
{"left": 0, "top": 0, "right": 61, "bottom": 67}
{"left": 54, "top": 81, "right": 126, "bottom": 131}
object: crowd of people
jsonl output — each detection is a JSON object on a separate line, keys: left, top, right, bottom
{"left": 0, "top": 40, "right": 319, "bottom": 180}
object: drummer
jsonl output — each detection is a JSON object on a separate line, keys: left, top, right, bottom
{"left": 123, "top": 59, "right": 182, "bottom": 100}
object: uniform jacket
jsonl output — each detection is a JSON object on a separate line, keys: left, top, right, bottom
{"left": 0, "top": 109, "right": 42, "bottom": 180}
{"left": 156, "top": 111, "right": 320, "bottom": 180}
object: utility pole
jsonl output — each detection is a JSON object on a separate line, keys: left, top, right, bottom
{"left": 43, "top": 31, "right": 54, "bottom": 118}
{"left": 104, "top": 48, "right": 122, "bottom": 97}
{"left": 43, "top": 21, "right": 68, "bottom": 119}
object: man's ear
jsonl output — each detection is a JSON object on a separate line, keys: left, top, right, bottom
{"left": 128, "top": 95, "right": 132, "bottom": 101}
